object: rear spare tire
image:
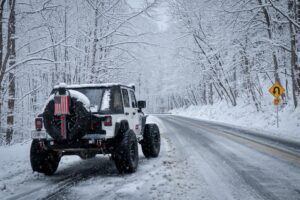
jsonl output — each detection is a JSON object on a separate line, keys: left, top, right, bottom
{"left": 43, "top": 91, "right": 90, "bottom": 141}
{"left": 141, "top": 124, "right": 160, "bottom": 158}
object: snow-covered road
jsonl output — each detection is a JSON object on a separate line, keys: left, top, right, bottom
{"left": 157, "top": 115, "right": 300, "bottom": 200}
{"left": 1, "top": 115, "right": 300, "bottom": 200}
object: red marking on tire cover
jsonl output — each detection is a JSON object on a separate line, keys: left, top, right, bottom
{"left": 61, "top": 115, "right": 65, "bottom": 137}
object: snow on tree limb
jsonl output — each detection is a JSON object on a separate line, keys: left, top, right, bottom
{"left": 5, "top": 57, "right": 54, "bottom": 74}
{"left": 267, "top": 0, "right": 300, "bottom": 29}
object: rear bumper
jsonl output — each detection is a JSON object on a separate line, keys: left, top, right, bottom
{"left": 31, "top": 130, "right": 112, "bottom": 154}
{"left": 43, "top": 139, "right": 105, "bottom": 152}
{"left": 31, "top": 130, "right": 107, "bottom": 140}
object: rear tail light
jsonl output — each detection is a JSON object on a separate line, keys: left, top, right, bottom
{"left": 104, "top": 116, "right": 112, "bottom": 126}
{"left": 35, "top": 117, "right": 43, "bottom": 131}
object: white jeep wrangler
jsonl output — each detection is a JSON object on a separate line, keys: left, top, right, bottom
{"left": 30, "top": 83, "right": 160, "bottom": 175}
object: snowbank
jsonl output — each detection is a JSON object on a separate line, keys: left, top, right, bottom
{"left": 171, "top": 101, "right": 300, "bottom": 142}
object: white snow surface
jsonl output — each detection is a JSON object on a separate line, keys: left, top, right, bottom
{"left": 0, "top": 116, "right": 179, "bottom": 200}
{"left": 53, "top": 83, "right": 134, "bottom": 89}
{"left": 58, "top": 82, "right": 67, "bottom": 88}
{"left": 68, "top": 89, "right": 91, "bottom": 111}
{"left": 171, "top": 101, "right": 300, "bottom": 142}
{"left": 1, "top": 115, "right": 300, "bottom": 200}
{"left": 90, "top": 105, "right": 99, "bottom": 113}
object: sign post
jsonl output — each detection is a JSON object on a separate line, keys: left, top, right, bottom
{"left": 268, "top": 82, "right": 285, "bottom": 128}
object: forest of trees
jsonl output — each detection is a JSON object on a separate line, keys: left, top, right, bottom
{"left": 0, "top": 0, "right": 158, "bottom": 144}
{"left": 161, "top": 0, "right": 300, "bottom": 112}
{"left": 0, "top": 0, "right": 299, "bottom": 144}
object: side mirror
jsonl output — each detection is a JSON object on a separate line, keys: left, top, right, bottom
{"left": 137, "top": 101, "right": 146, "bottom": 109}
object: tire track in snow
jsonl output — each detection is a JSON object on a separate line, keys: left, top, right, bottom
{"left": 68, "top": 126, "right": 178, "bottom": 200}
{"left": 3, "top": 156, "right": 117, "bottom": 200}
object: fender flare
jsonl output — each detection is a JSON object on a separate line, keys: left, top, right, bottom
{"left": 141, "top": 115, "right": 148, "bottom": 134}
{"left": 115, "top": 120, "right": 130, "bottom": 138}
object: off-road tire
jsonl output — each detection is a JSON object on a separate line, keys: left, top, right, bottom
{"left": 43, "top": 96, "right": 90, "bottom": 141}
{"left": 114, "top": 130, "right": 139, "bottom": 173}
{"left": 141, "top": 124, "right": 160, "bottom": 158}
{"left": 30, "top": 140, "right": 60, "bottom": 176}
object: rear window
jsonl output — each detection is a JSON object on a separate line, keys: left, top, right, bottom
{"left": 51, "top": 87, "right": 124, "bottom": 114}
{"left": 73, "top": 88, "right": 106, "bottom": 111}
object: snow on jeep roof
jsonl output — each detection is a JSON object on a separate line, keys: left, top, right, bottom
{"left": 54, "top": 83, "right": 134, "bottom": 89}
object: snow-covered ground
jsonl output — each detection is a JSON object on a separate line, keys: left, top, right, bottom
{"left": 0, "top": 115, "right": 299, "bottom": 200}
{"left": 171, "top": 101, "right": 300, "bottom": 142}
{"left": 0, "top": 116, "right": 187, "bottom": 200}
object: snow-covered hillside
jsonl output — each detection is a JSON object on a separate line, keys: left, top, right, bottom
{"left": 172, "top": 102, "right": 300, "bottom": 141}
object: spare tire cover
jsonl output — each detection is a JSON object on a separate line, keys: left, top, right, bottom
{"left": 43, "top": 92, "right": 91, "bottom": 141}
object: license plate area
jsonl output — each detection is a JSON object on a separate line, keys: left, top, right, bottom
{"left": 31, "top": 130, "right": 48, "bottom": 139}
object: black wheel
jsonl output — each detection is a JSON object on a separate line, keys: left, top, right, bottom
{"left": 141, "top": 124, "right": 160, "bottom": 158}
{"left": 43, "top": 94, "right": 90, "bottom": 141}
{"left": 114, "top": 130, "right": 139, "bottom": 173}
{"left": 79, "top": 151, "right": 97, "bottom": 159}
{"left": 30, "top": 140, "right": 60, "bottom": 176}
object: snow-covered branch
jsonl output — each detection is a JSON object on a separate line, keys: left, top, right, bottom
{"left": 5, "top": 57, "right": 54, "bottom": 74}
{"left": 267, "top": 0, "right": 300, "bottom": 29}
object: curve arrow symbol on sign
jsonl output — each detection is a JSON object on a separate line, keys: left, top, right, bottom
{"left": 273, "top": 87, "right": 280, "bottom": 95}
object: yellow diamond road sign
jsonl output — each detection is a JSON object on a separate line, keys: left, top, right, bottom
{"left": 269, "top": 82, "right": 285, "bottom": 98}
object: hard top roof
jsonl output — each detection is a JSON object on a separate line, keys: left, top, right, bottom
{"left": 53, "top": 83, "right": 135, "bottom": 90}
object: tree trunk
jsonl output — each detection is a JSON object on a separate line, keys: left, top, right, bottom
{"left": 213, "top": 82, "right": 223, "bottom": 101}
{"left": 290, "top": 21, "right": 299, "bottom": 108}
{"left": 289, "top": 0, "right": 300, "bottom": 108}
{"left": 0, "top": 0, "right": 6, "bottom": 130}
{"left": 202, "top": 83, "right": 207, "bottom": 105}
{"left": 296, "top": 0, "right": 300, "bottom": 93}
{"left": 193, "top": 35, "right": 236, "bottom": 106}
{"left": 6, "top": 0, "right": 16, "bottom": 144}
{"left": 233, "top": 65, "right": 238, "bottom": 98}
{"left": 90, "top": 7, "right": 99, "bottom": 83}
{"left": 64, "top": 0, "right": 70, "bottom": 83}
{"left": 48, "top": 28, "right": 58, "bottom": 85}
{"left": 209, "top": 82, "right": 213, "bottom": 105}
{"left": 244, "top": 49, "right": 260, "bottom": 111}
{"left": 257, "top": 0, "right": 283, "bottom": 88}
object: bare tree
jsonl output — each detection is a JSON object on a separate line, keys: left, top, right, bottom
{"left": 6, "top": 0, "right": 16, "bottom": 144}
{"left": 0, "top": 0, "right": 6, "bottom": 131}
